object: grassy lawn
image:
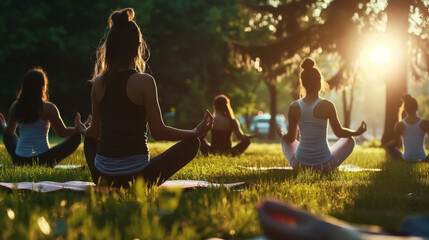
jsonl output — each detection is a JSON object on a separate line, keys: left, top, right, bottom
{"left": 0, "top": 141, "right": 428, "bottom": 239}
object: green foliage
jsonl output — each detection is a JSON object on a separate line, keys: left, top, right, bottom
{"left": 0, "top": 0, "right": 251, "bottom": 128}
{"left": 418, "top": 95, "right": 429, "bottom": 119}
{"left": 0, "top": 143, "right": 429, "bottom": 239}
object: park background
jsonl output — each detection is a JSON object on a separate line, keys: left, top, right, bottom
{"left": 1, "top": 0, "right": 429, "bottom": 144}
{"left": 1, "top": 1, "right": 429, "bottom": 239}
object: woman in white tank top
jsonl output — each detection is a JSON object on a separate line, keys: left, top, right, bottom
{"left": 0, "top": 68, "right": 90, "bottom": 166}
{"left": 387, "top": 94, "right": 429, "bottom": 162}
{"left": 278, "top": 58, "right": 367, "bottom": 171}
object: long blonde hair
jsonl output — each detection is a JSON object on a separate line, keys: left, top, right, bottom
{"left": 92, "top": 8, "right": 149, "bottom": 83}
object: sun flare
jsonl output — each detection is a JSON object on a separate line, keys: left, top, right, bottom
{"left": 369, "top": 46, "right": 392, "bottom": 65}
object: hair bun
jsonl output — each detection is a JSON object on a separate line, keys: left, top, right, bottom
{"left": 111, "top": 8, "right": 135, "bottom": 27}
{"left": 401, "top": 93, "right": 413, "bottom": 102}
{"left": 301, "top": 58, "right": 315, "bottom": 70}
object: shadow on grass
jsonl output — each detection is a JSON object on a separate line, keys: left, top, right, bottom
{"left": 331, "top": 150, "right": 429, "bottom": 230}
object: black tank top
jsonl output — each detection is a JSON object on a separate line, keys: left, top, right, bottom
{"left": 211, "top": 119, "right": 234, "bottom": 154}
{"left": 97, "top": 70, "right": 148, "bottom": 158}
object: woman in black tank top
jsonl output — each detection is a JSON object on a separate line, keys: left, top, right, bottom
{"left": 74, "top": 8, "right": 213, "bottom": 188}
{"left": 199, "top": 94, "right": 259, "bottom": 156}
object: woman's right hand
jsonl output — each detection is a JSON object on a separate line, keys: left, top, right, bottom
{"left": 355, "top": 121, "right": 367, "bottom": 136}
{"left": 74, "top": 112, "right": 87, "bottom": 135}
{"left": 194, "top": 110, "right": 213, "bottom": 136}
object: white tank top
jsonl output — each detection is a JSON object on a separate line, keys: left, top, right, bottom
{"left": 295, "top": 98, "right": 331, "bottom": 165}
{"left": 402, "top": 119, "right": 427, "bottom": 161}
{"left": 15, "top": 119, "right": 50, "bottom": 157}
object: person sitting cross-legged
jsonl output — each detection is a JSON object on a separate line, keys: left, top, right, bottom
{"left": 278, "top": 58, "right": 367, "bottom": 171}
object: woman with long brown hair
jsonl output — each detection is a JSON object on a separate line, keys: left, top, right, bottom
{"left": 387, "top": 94, "right": 429, "bottom": 161}
{"left": 199, "top": 94, "right": 258, "bottom": 156}
{"left": 0, "top": 67, "right": 85, "bottom": 166}
{"left": 74, "top": 8, "right": 212, "bottom": 187}
{"left": 278, "top": 58, "right": 367, "bottom": 171}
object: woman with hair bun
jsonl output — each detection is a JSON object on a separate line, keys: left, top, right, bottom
{"left": 0, "top": 67, "right": 86, "bottom": 166}
{"left": 199, "top": 94, "right": 259, "bottom": 156}
{"left": 278, "top": 57, "right": 367, "bottom": 171}
{"left": 74, "top": 8, "right": 213, "bottom": 187}
{"left": 387, "top": 94, "right": 429, "bottom": 162}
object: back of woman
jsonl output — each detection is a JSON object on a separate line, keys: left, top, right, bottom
{"left": 280, "top": 58, "right": 366, "bottom": 171}
{"left": 295, "top": 98, "right": 330, "bottom": 165}
{"left": 98, "top": 70, "right": 148, "bottom": 158}
{"left": 211, "top": 115, "right": 233, "bottom": 154}
{"left": 402, "top": 119, "right": 426, "bottom": 161}
{"left": 1, "top": 68, "right": 82, "bottom": 166}
{"left": 388, "top": 94, "right": 428, "bottom": 162}
{"left": 75, "top": 8, "right": 213, "bottom": 188}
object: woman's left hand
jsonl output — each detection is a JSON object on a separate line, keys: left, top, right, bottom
{"left": 355, "top": 121, "right": 367, "bottom": 136}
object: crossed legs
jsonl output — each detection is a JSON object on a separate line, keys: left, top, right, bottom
{"left": 281, "top": 137, "right": 355, "bottom": 171}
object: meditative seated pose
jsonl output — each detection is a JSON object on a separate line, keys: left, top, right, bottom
{"left": 199, "top": 94, "right": 259, "bottom": 156}
{"left": 386, "top": 94, "right": 429, "bottom": 162}
{"left": 278, "top": 58, "right": 367, "bottom": 171}
{"left": 74, "top": 8, "right": 213, "bottom": 188}
{"left": 257, "top": 199, "right": 429, "bottom": 240}
{"left": 0, "top": 68, "right": 85, "bottom": 166}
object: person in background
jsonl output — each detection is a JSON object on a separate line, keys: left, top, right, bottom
{"left": 0, "top": 67, "right": 87, "bottom": 166}
{"left": 199, "top": 94, "right": 259, "bottom": 156}
{"left": 386, "top": 94, "right": 429, "bottom": 162}
{"left": 278, "top": 57, "right": 366, "bottom": 171}
{"left": 74, "top": 8, "right": 212, "bottom": 188}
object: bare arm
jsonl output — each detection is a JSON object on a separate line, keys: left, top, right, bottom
{"left": 75, "top": 80, "right": 100, "bottom": 139}
{"left": 232, "top": 119, "right": 257, "bottom": 140}
{"left": 386, "top": 122, "right": 404, "bottom": 148}
{"left": 141, "top": 74, "right": 212, "bottom": 141}
{"left": 45, "top": 102, "right": 76, "bottom": 138}
{"left": 281, "top": 102, "right": 299, "bottom": 143}
{"left": 326, "top": 101, "right": 366, "bottom": 138}
{"left": 0, "top": 102, "right": 18, "bottom": 135}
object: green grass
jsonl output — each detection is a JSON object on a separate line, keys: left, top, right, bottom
{"left": 0, "top": 142, "right": 428, "bottom": 239}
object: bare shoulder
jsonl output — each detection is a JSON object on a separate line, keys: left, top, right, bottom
{"left": 320, "top": 99, "right": 335, "bottom": 108}
{"left": 92, "top": 74, "right": 104, "bottom": 88}
{"left": 288, "top": 100, "right": 300, "bottom": 111}
{"left": 42, "top": 102, "right": 58, "bottom": 114}
{"left": 128, "top": 73, "right": 156, "bottom": 91}
{"left": 9, "top": 100, "right": 18, "bottom": 110}
{"left": 288, "top": 100, "right": 300, "bottom": 120}
{"left": 420, "top": 119, "right": 429, "bottom": 131}
{"left": 130, "top": 73, "right": 155, "bottom": 84}
{"left": 395, "top": 121, "right": 405, "bottom": 131}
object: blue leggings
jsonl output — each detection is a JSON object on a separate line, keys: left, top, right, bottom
{"left": 2, "top": 133, "right": 81, "bottom": 167}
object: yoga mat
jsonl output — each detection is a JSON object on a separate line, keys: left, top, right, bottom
{"left": 158, "top": 180, "right": 246, "bottom": 189}
{"left": 0, "top": 180, "right": 246, "bottom": 192}
{"left": 0, "top": 164, "right": 84, "bottom": 169}
{"left": 54, "top": 165, "right": 85, "bottom": 169}
{"left": 0, "top": 181, "right": 96, "bottom": 193}
{"left": 238, "top": 164, "right": 382, "bottom": 172}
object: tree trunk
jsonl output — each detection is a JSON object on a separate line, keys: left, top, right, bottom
{"left": 342, "top": 88, "right": 353, "bottom": 128}
{"left": 267, "top": 82, "right": 278, "bottom": 140}
{"left": 381, "top": 0, "right": 409, "bottom": 145}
